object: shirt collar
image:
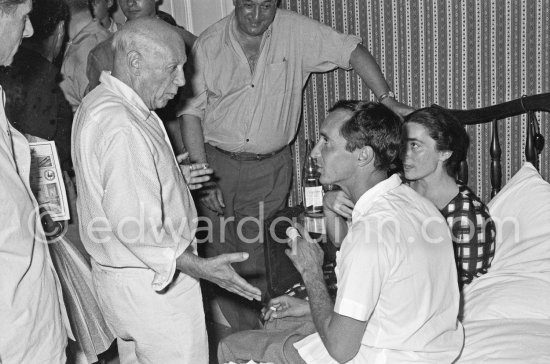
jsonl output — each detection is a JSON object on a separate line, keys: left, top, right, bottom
{"left": 352, "top": 173, "right": 403, "bottom": 219}
{"left": 99, "top": 71, "right": 151, "bottom": 119}
{"left": 70, "top": 19, "right": 102, "bottom": 44}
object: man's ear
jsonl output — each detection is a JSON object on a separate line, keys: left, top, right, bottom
{"left": 357, "top": 145, "right": 374, "bottom": 167}
{"left": 127, "top": 50, "right": 142, "bottom": 76}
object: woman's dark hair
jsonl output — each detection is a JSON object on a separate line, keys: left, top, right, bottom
{"left": 333, "top": 100, "right": 402, "bottom": 172}
{"left": 403, "top": 106, "right": 470, "bottom": 178}
{"left": 29, "top": 0, "right": 69, "bottom": 42}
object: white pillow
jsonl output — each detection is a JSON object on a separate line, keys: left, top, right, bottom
{"left": 462, "top": 163, "right": 550, "bottom": 321}
{"left": 487, "top": 162, "right": 550, "bottom": 272}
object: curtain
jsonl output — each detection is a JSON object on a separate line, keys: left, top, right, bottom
{"left": 284, "top": 0, "right": 550, "bottom": 204}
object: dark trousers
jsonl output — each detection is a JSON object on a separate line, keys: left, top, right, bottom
{"left": 198, "top": 144, "right": 293, "bottom": 330}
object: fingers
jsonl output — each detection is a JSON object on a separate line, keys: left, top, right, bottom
{"left": 294, "top": 223, "right": 312, "bottom": 242}
{"left": 199, "top": 189, "right": 224, "bottom": 215}
{"left": 267, "top": 295, "right": 287, "bottom": 307}
{"left": 189, "top": 162, "right": 210, "bottom": 172}
{"left": 338, "top": 205, "right": 353, "bottom": 219}
{"left": 176, "top": 152, "right": 189, "bottom": 163}
{"left": 215, "top": 188, "right": 225, "bottom": 208}
{"left": 187, "top": 174, "right": 212, "bottom": 190}
{"left": 223, "top": 278, "right": 262, "bottom": 301}
{"left": 222, "top": 252, "right": 250, "bottom": 264}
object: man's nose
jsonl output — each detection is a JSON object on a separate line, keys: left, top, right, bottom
{"left": 23, "top": 17, "right": 34, "bottom": 38}
{"left": 310, "top": 140, "right": 322, "bottom": 159}
{"left": 252, "top": 6, "right": 261, "bottom": 21}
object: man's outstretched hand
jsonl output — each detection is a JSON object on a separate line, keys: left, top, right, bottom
{"left": 178, "top": 251, "right": 261, "bottom": 301}
{"left": 203, "top": 253, "right": 262, "bottom": 301}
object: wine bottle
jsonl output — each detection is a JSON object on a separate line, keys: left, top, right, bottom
{"left": 302, "top": 140, "right": 323, "bottom": 217}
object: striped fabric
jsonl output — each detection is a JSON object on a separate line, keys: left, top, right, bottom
{"left": 283, "top": 0, "right": 550, "bottom": 204}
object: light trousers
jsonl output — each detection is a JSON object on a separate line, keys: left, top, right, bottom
{"left": 91, "top": 261, "right": 208, "bottom": 364}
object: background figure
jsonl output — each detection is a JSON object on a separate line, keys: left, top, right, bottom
{"left": 85, "top": 0, "right": 196, "bottom": 154}
{"left": 402, "top": 106, "right": 496, "bottom": 289}
{"left": 60, "top": 0, "right": 110, "bottom": 111}
{"left": 0, "top": 0, "right": 73, "bottom": 171}
{"left": 179, "top": 0, "right": 413, "bottom": 331}
{"left": 0, "top": 0, "right": 70, "bottom": 362}
{"left": 89, "top": 0, "right": 119, "bottom": 33}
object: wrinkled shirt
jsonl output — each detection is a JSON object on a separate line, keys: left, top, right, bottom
{"left": 72, "top": 72, "right": 197, "bottom": 291}
{"left": 180, "top": 9, "right": 361, "bottom": 154}
{"left": 295, "top": 175, "right": 464, "bottom": 363}
{"left": 60, "top": 19, "right": 110, "bottom": 111}
{"left": 0, "top": 86, "right": 69, "bottom": 363}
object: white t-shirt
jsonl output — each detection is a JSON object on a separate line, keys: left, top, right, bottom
{"left": 295, "top": 174, "right": 464, "bottom": 363}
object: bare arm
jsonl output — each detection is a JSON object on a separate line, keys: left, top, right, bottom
{"left": 350, "top": 44, "right": 414, "bottom": 118}
{"left": 179, "top": 114, "right": 225, "bottom": 214}
{"left": 302, "top": 269, "right": 367, "bottom": 363}
{"left": 180, "top": 115, "right": 207, "bottom": 164}
{"left": 287, "top": 225, "right": 367, "bottom": 363}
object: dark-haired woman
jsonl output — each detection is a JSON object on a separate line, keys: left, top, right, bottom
{"left": 402, "top": 106, "right": 496, "bottom": 289}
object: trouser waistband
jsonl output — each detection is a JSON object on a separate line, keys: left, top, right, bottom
{"left": 213, "top": 145, "right": 287, "bottom": 161}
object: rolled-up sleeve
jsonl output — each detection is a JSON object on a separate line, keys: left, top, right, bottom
{"left": 299, "top": 16, "right": 362, "bottom": 73}
{"left": 97, "top": 126, "right": 187, "bottom": 291}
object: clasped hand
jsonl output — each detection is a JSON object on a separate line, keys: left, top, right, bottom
{"left": 176, "top": 152, "right": 214, "bottom": 190}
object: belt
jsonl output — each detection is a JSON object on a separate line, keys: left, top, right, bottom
{"left": 214, "top": 145, "right": 287, "bottom": 161}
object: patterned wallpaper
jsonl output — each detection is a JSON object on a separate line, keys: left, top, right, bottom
{"left": 283, "top": 0, "right": 550, "bottom": 204}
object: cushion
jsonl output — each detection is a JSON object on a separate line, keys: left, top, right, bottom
{"left": 462, "top": 163, "right": 550, "bottom": 321}
{"left": 486, "top": 162, "right": 550, "bottom": 272}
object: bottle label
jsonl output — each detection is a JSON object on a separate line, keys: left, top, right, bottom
{"left": 304, "top": 186, "right": 323, "bottom": 214}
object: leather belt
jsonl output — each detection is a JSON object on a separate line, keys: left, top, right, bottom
{"left": 214, "top": 145, "right": 287, "bottom": 161}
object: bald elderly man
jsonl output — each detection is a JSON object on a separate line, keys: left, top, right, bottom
{"left": 72, "top": 18, "right": 260, "bottom": 363}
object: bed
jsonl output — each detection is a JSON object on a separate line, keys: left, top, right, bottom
{"left": 227, "top": 94, "right": 550, "bottom": 364}
{"left": 441, "top": 93, "right": 550, "bottom": 363}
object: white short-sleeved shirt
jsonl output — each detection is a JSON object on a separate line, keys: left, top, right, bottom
{"left": 295, "top": 175, "right": 465, "bottom": 363}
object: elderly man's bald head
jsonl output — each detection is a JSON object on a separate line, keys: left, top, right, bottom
{"left": 112, "top": 17, "right": 187, "bottom": 110}
{"left": 113, "top": 17, "right": 185, "bottom": 63}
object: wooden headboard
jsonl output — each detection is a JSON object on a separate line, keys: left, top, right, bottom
{"left": 435, "top": 93, "right": 550, "bottom": 197}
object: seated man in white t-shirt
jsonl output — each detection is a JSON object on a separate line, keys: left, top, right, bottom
{"left": 219, "top": 101, "right": 464, "bottom": 364}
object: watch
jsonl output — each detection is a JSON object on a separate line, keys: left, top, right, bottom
{"left": 377, "top": 90, "right": 395, "bottom": 103}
